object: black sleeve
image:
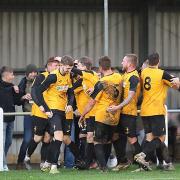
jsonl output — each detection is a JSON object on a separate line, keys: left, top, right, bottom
{"left": 71, "top": 67, "right": 83, "bottom": 76}
{"left": 90, "top": 81, "right": 104, "bottom": 99}
{"left": 18, "top": 77, "right": 27, "bottom": 95}
{"left": 36, "top": 74, "right": 57, "bottom": 112}
{"left": 13, "top": 90, "right": 23, "bottom": 106}
{"left": 67, "top": 87, "right": 74, "bottom": 106}
{"left": 129, "top": 75, "right": 139, "bottom": 92}
{"left": 162, "top": 71, "right": 173, "bottom": 82}
{"left": 31, "top": 74, "right": 46, "bottom": 106}
{"left": 32, "top": 74, "right": 45, "bottom": 88}
{"left": 73, "top": 78, "right": 83, "bottom": 90}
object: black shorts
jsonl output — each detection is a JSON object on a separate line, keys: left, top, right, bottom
{"left": 94, "top": 121, "right": 116, "bottom": 143}
{"left": 119, "top": 114, "right": 137, "bottom": 138}
{"left": 63, "top": 119, "right": 72, "bottom": 136}
{"left": 49, "top": 110, "right": 66, "bottom": 135}
{"left": 86, "top": 116, "right": 95, "bottom": 133}
{"left": 142, "top": 115, "right": 166, "bottom": 136}
{"left": 79, "top": 126, "right": 87, "bottom": 134}
{"left": 32, "top": 116, "right": 50, "bottom": 136}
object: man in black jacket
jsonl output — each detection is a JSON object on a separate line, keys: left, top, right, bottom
{"left": 0, "top": 66, "right": 21, "bottom": 171}
{"left": 16, "top": 64, "right": 38, "bottom": 169}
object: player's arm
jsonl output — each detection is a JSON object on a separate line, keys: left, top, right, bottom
{"left": 66, "top": 87, "right": 75, "bottom": 113}
{"left": 79, "top": 81, "right": 103, "bottom": 121}
{"left": 71, "top": 67, "right": 83, "bottom": 76}
{"left": 31, "top": 74, "right": 46, "bottom": 106}
{"left": 162, "top": 71, "right": 179, "bottom": 89}
{"left": 72, "top": 78, "right": 83, "bottom": 90}
{"left": 170, "top": 77, "right": 180, "bottom": 90}
{"left": 36, "top": 74, "right": 57, "bottom": 112}
{"left": 108, "top": 75, "right": 139, "bottom": 112}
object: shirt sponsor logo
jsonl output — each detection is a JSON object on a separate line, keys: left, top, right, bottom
{"left": 56, "top": 85, "right": 69, "bottom": 91}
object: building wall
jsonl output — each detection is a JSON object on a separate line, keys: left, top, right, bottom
{"left": 0, "top": 11, "right": 139, "bottom": 68}
{"left": 155, "top": 11, "right": 180, "bottom": 108}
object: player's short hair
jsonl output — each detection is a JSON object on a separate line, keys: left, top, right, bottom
{"left": 148, "top": 52, "right": 160, "bottom": 66}
{"left": 45, "top": 57, "right": 59, "bottom": 67}
{"left": 99, "top": 56, "right": 111, "bottom": 70}
{"left": 79, "top": 56, "right": 93, "bottom": 70}
{"left": 125, "top": 54, "right": 138, "bottom": 66}
{"left": 47, "top": 56, "right": 61, "bottom": 64}
{"left": 61, "top": 55, "right": 74, "bottom": 66}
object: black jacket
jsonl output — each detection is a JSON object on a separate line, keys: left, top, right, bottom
{"left": 18, "top": 77, "right": 29, "bottom": 112}
{"left": 0, "top": 79, "right": 22, "bottom": 122}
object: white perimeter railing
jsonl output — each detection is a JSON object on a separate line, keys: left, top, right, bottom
{"left": 0, "top": 107, "right": 180, "bottom": 171}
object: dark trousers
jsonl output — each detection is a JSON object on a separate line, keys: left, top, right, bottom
{"left": 17, "top": 115, "right": 33, "bottom": 163}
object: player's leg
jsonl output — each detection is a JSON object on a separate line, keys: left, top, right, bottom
{"left": 40, "top": 131, "right": 51, "bottom": 168}
{"left": 79, "top": 129, "right": 87, "bottom": 160}
{"left": 103, "top": 125, "right": 115, "bottom": 164}
{"left": 44, "top": 110, "right": 64, "bottom": 174}
{"left": 63, "top": 119, "right": 85, "bottom": 169}
{"left": 152, "top": 116, "right": 175, "bottom": 170}
{"left": 121, "top": 115, "right": 142, "bottom": 156}
{"left": 85, "top": 117, "right": 96, "bottom": 168}
{"left": 112, "top": 119, "right": 130, "bottom": 170}
{"left": 94, "top": 122, "right": 109, "bottom": 172}
{"left": 135, "top": 116, "right": 168, "bottom": 170}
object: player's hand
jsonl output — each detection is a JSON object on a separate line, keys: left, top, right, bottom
{"left": 78, "top": 115, "right": 85, "bottom": 128}
{"left": 39, "top": 105, "right": 45, "bottom": 113}
{"left": 22, "top": 93, "right": 32, "bottom": 100}
{"left": 65, "top": 105, "right": 73, "bottom": 113}
{"left": 13, "top": 85, "right": 19, "bottom": 93}
{"left": 171, "top": 77, "right": 180, "bottom": 87}
{"left": 45, "top": 111, "right": 53, "bottom": 118}
{"left": 86, "top": 88, "right": 94, "bottom": 95}
{"left": 107, "top": 105, "right": 121, "bottom": 113}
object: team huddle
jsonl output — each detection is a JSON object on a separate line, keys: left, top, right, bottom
{"left": 20, "top": 53, "right": 180, "bottom": 174}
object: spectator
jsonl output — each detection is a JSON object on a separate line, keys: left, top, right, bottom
{"left": 0, "top": 66, "right": 21, "bottom": 171}
{"left": 16, "top": 64, "right": 38, "bottom": 169}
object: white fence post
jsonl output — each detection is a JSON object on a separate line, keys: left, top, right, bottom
{"left": 0, "top": 108, "right": 4, "bottom": 171}
{"left": 165, "top": 105, "right": 168, "bottom": 146}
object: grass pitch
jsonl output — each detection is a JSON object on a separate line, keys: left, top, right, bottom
{"left": 0, "top": 164, "right": 180, "bottom": 180}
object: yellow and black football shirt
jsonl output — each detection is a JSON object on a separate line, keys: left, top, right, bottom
{"left": 73, "top": 78, "right": 90, "bottom": 118}
{"left": 72, "top": 68, "right": 99, "bottom": 117}
{"left": 90, "top": 73, "right": 122, "bottom": 126}
{"left": 121, "top": 70, "right": 140, "bottom": 116}
{"left": 31, "top": 71, "right": 49, "bottom": 119}
{"left": 36, "top": 69, "right": 73, "bottom": 112}
{"left": 141, "top": 67, "right": 173, "bottom": 116}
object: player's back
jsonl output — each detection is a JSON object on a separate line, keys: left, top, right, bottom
{"left": 141, "top": 67, "right": 170, "bottom": 116}
{"left": 99, "top": 72, "right": 122, "bottom": 105}
{"left": 121, "top": 70, "right": 140, "bottom": 116}
{"left": 92, "top": 72, "right": 122, "bottom": 126}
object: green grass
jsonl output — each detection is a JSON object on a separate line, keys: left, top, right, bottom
{"left": 0, "top": 164, "right": 180, "bottom": 180}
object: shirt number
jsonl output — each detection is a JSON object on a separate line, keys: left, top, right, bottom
{"left": 144, "top": 77, "right": 151, "bottom": 90}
